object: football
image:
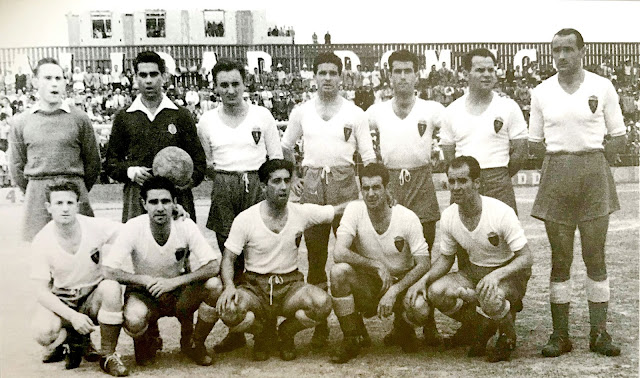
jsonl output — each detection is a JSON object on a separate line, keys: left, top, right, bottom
{"left": 152, "top": 146, "right": 194, "bottom": 187}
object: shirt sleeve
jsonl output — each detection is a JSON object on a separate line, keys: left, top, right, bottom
{"left": 224, "top": 214, "right": 249, "bottom": 255}
{"left": 405, "top": 210, "right": 429, "bottom": 257}
{"left": 336, "top": 202, "right": 359, "bottom": 238}
{"left": 602, "top": 81, "right": 627, "bottom": 137}
{"left": 177, "top": 108, "right": 206, "bottom": 187}
{"left": 438, "top": 107, "right": 455, "bottom": 146}
{"left": 104, "top": 110, "right": 132, "bottom": 183}
{"left": 301, "top": 204, "right": 335, "bottom": 228}
{"left": 354, "top": 108, "right": 376, "bottom": 165}
{"left": 78, "top": 112, "right": 101, "bottom": 191}
{"left": 7, "top": 115, "right": 28, "bottom": 191}
{"left": 439, "top": 208, "right": 458, "bottom": 256}
{"left": 500, "top": 207, "right": 527, "bottom": 253}
{"left": 259, "top": 107, "right": 284, "bottom": 160}
{"left": 528, "top": 89, "right": 545, "bottom": 143}
{"left": 281, "top": 106, "right": 303, "bottom": 151}
{"left": 30, "top": 238, "right": 52, "bottom": 282}
{"left": 102, "top": 221, "right": 136, "bottom": 272}
{"left": 184, "top": 219, "right": 218, "bottom": 270}
{"left": 196, "top": 115, "right": 214, "bottom": 172}
{"left": 507, "top": 99, "right": 528, "bottom": 140}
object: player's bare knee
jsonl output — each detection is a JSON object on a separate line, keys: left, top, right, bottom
{"left": 330, "top": 263, "right": 354, "bottom": 290}
{"left": 124, "top": 304, "right": 149, "bottom": 335}
{"left": 219, "top": 302, "right": 246, "bottom": 327}
{"left": 96, "top": 280, "right": 122, "bottom": 309}
{"left": 33, "top": 323, "right": 62, "bottom": 346}
{"left": 204, "top": 277, "right": 223, "bottom": 296}
{"left": 427, "top": 280, "right": 448, "bottom": 306}
{"left": 309, "top": 289, "right": 332, "bottom": 319}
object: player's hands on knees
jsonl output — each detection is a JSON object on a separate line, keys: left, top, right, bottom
{"left": 378, "top": 286, "right": 399, "bottom": 318}
{"left": 70, "top": 313, "right": 96, "bottom": 335}
{"left": 217, "top": 287, "right": 239, "bottom": 314}
{"left": 407, "top": 280, "right": 427, "bottom": 306}
{"left": 375, "top": 263, "right": 393, "bottom": 295}
{"left": 127, "top": 166, "right": 152, "bottom": 185}
{"left": 476, "top": 271, "right": 501, "bottom": 303}
{"left": 148, "top": 277, "right": 179, "bottom": 298}
{"left": 172, "top": 204, "right": 190, "bottom": 220}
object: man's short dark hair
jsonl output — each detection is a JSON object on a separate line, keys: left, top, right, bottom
{"left": 359, "top": 163, "right": 389, "bottom": 187}
{"left": 313, "top": 53, "right": 343, "bottom": 75}
{"left": 553, "top": 28, "right": 585, "bottom": 49}
{"left": 133, "top": 51, "right": 166, "bottom": 74}
{"left": 141, "top": 176, "right": 177, "bottom": 200}
{"left": 212, "top": 59, "right": 246, "bottom": 85}
{"left": 463, "top": 48, "right": 497, "bottom": 71}
{"left": 388, "top": 49, "right": 419, "bottom": 73}
{"left": 34, "top": 58, "right": 61, "bottom": 76}
{"left": 45, "top": 180, "right": 81, "bottom": 202}
{"left": 258, "top": 159, "right": 294, "bottom": 183}
{"left": 448, "top": 156, "right": 481, "bottom": 181}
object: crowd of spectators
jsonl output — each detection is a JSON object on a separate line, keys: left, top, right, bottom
{"left": 0, "top": 57, "right": 638, "bottom": 187}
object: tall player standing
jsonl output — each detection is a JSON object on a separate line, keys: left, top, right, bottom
{"left": 281, "top": 52, "right": 376, "bottom": 348}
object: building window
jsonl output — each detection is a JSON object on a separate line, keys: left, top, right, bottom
{"left": 146, "top": 10, "right": 166, "bottom": 38}
{"left": 91, "top": 11, "right": 112, "bottom": 39}
{"left": 204, "top": 10, "right": 225, "bottom": 37}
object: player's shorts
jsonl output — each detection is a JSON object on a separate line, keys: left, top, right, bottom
{"left": 52, "top": 285, "right": 97, "bottom": 313}
{"left": 124, "top": 282, "right": 205, "bottom": 319}
{"left": 300, "top": 165, "right": 359, "bottom": 206}
{"left": 388, "top": 165, "right": 440, "bottom": 222}
{"left": 479, "top": 167, "right": 517, "bottom": 215}
{"left": 23, "top": 175, "right": 93, "bottom": 242}
{"left": 206, "top": 170, "right": 263, "bottom": 236}
{"left": 350, "top": 269, "right": 409, "bottom": 318}
{"left": 238, "top": 270, "right": 306, "bottom": 320}
{"left": 446, "top": 262, "right": 531, "bottom": 313}
{"left": 531, "top": 151, "right": 619, "bottom": 226}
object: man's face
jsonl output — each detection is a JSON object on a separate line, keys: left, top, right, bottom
{"left": 447, "top": 164, "right": 479, "bottom": 205}
{"left": 390, "top": 61, "right": 417, "bottom": 96}
{"left": 315, "top": 63, "right": 341, "bottom": 96}
{"left": 46, "top": 191, "right": 79, "bottom": 225}
{"left": 361, "top": 176, "right": 387, "bottom": 210}
{"left": 215, "top": 69, "right": 245, "bottom": 107}
{"left": 468, "top": 56, "right": 497, "bottom": 92}
{"left": 136, "top": 62, "right": 164, "bottom": 100}
{"left": 264, "top": 169, "right": 291, "bottom": 208}
{"left": 143, "top": 189, "right": 175, "bottom": 226}
{"left": 36, "top": 63, "right": 65, "bottom": 107}
{"left": 551, "top": 34, "right": 584, "bottom": 75}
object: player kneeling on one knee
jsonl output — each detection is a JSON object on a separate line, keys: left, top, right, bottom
{"left": 407, "top": 156, "right": 532, "bottom": 362}
{"left": 103, "top": 176, "right": 223, "bottom": 367}
{"left": 216, "top": 159, "right": 346, "bottom": 361}
{"left": 330, "top": 163, "right": 432, "bottom": 364}
{"left": 30, "top": 181, "right": 128, "bottom": 376}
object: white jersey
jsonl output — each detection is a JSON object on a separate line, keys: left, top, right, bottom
{"left": 281, "top": 97, "right": 376, "bottom": 167}
{"left": 337, "top": 201, "right": 429, "bottom": 277}
{"left": 103, "top": 215, "right": 219, "bottom": 278}
{"left": 440, "top": 196, "right": 527, "bottom": 267}
{"left": 225, "top": 202, "right": 334, "bottom": 274}
{"left": 440, "top": 93, "right": 528, "bottom": 169}
{"left": 197, "top": 104, "right": 283, "bottom": 172}
{"left": 367, "top": 98, "right": 444, "bottom": 169}
{"left": 528, "top": 71, "right": 626, "bottom": 153}
{"left": 30, "top": 215, "right": 121, "bottom": 290}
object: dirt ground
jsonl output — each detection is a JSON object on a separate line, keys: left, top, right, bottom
{"left": 0, "top": 184, "right": 638, "bottom": 377}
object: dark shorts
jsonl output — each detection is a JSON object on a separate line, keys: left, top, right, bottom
{"left": 479, "top": 167, "right": 517, "bottom": 215}
{"left": 300, "top": 165, "right": 359, "bottom": 206}
{"left": 124, "top": 282, "right": 205, "bottom": 319}
{"left": 531, "top": 152, "right": 619, "bottom": 226}
{"left": 351, "top": 269, "right": 408, "bottom": 318}
{"left": 388, "top": 165, "right": 440, "bottom": 222}
{"left": 238, "top": 270, "right": 306, "bottom": 319}
{"left": 52, "top": 285, "right": 97, "bottom": 314}
{"left": 206, "top": 170, "right": 263, "bottom": 235}
{"left": 448, "top": 263, "right": 531, "bottom": 313}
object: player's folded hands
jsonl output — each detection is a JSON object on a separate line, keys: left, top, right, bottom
{"left": 217, "top": 287, "right": 239, "bottom": 314}
{"left": 149, "top": 278, "right": 179, "bottom": 297}
{"left": 407, "top": 280, "right": 427, "bottom": 306}
{"left": 377, "top": 287, "right": 398, "bottom": 318}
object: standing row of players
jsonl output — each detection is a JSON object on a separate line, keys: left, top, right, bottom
{"left": 11, "top": 27, "right": 624, "bottom": 376}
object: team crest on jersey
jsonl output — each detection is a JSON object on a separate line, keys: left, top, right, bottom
{"left": 394, "top": 236, "right": 405, "bottom": 252}
{"left": 487, "top": 232, "right": 499, "bottom": 246}
{"left": 588, "top": 95, "right": 598, "bottom": 113}
{"left": 251, "top": 127, "right": 262, "bottom": 144}
{"left": 90, "top": 248, "right": 100, "bottom": 264}
{"left": 295, "top": 232, "right": 303, "bottom": 248}
{"left": 418, "top": 121, "right": 427, "bottom": 137}
{"left": 494, "top": 117, "right": 504, "bottom": 133}
{"left": 343, "top": 124, "right": 353, "bottom": 141}
{"left": 168, "top": 124, "right": 177, "bottom": 135}
{"left": 175, "top": 247, "right": 190, "bottom": 261}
